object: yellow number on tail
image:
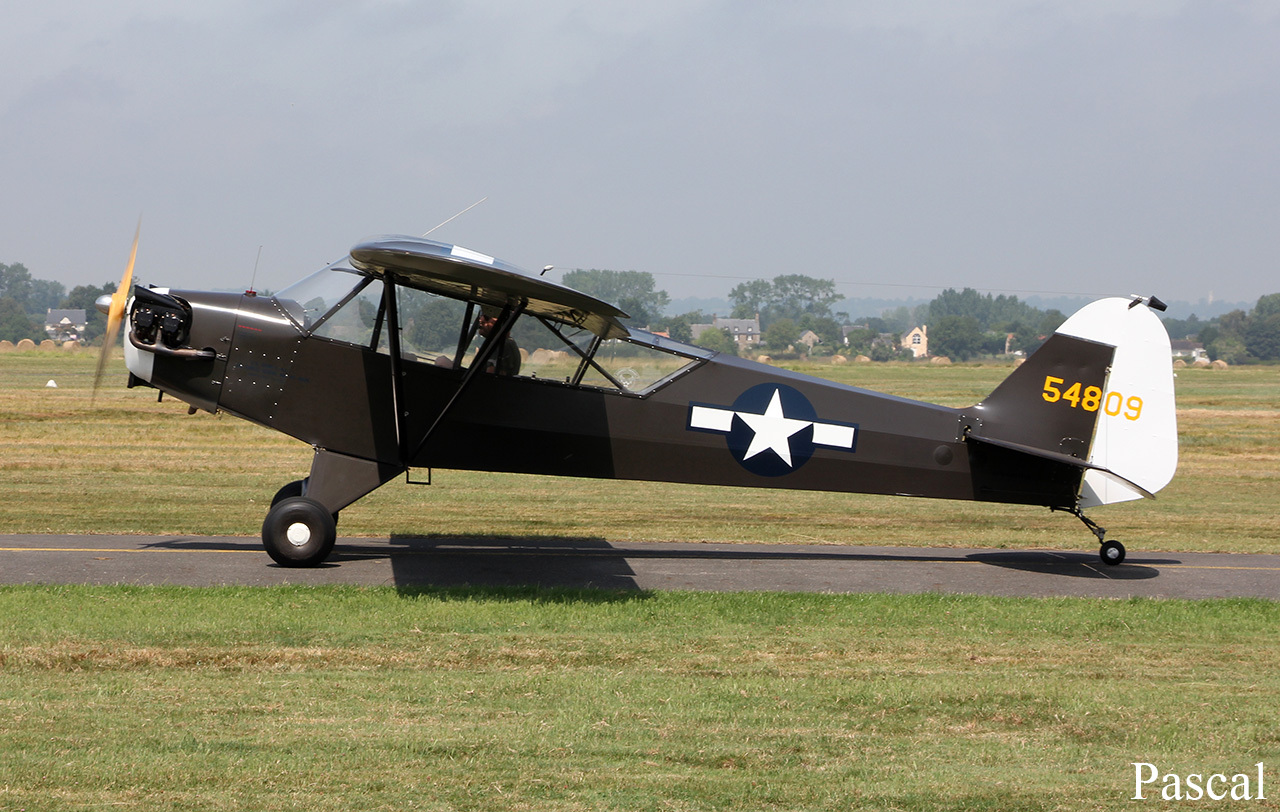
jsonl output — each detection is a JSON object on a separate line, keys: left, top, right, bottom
{"left": 1044, "top": 376, "right": 1141, "bottom": 420}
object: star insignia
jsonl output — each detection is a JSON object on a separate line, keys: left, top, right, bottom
{"left": 688, "top": 384, "right": 857, "bottom": 474}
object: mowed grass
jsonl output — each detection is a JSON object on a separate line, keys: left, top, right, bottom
{"left": 3, "top": 586, "right": 1280, "bottom": 811}
{"left": 1, "top": 350, "right": 1276, "bottom": 554}
{"left": 2, "top": 351, "right": 1280, "bottom": 810}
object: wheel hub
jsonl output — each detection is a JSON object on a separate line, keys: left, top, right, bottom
{"left": 286, "top": 522, "right": 312, "bottom": 546}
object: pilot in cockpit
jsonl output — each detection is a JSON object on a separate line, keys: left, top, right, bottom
{"left": 475, "top": 310, "right": 521, "bottom": 376}
{"left": 434, "top": 307, "right": 521, "bottom": 375}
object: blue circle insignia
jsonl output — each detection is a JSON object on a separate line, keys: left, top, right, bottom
{"left": 725, "top": 383, "right": 818, "bottom": 477}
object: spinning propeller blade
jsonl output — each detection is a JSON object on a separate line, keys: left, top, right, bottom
{"left": 92, "top": 220, "right": 140, "bottom": 403}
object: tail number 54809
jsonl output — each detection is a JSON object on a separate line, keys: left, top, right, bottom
{"left": 1042, "top": 376, "right": 1143, "bottom": 420}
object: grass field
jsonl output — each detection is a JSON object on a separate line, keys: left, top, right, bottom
{"left": 2, "top": 349, "right": 1279, "bottom": 811}
{"left": 3, "top": 586, "right": 1280, "bottom": 811}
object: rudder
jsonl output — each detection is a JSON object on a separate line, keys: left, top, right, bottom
{"left": 1056, "top": 297, "right": 1178, "bottom": 506}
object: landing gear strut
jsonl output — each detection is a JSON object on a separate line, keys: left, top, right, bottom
{"left": 259, "top": 450, "right": 404, "bottom": 568}
{"left": 1056, "top": 506, "right": 1125, "bottom": 565}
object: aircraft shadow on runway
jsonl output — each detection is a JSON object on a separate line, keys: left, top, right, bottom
{"left": 139, "top": 535, "right": 1170, "bottom": 589}
{"left": 373, "top": 536, "right": 1170, "bottom": 588}
{"left": 963, "top": 551, "right": 1166, "bottom": 580}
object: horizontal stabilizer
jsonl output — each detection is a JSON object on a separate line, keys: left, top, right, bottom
{"left": 965, "top": 432, "right": 1156, "bottom": 500}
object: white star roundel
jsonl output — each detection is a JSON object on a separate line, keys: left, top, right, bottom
{"left": 687, "top": 384, "right": 858, "bottom": 476}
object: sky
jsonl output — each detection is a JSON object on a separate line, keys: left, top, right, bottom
{"left": 2, "top": 0, "right": 1277, "bottom": 308}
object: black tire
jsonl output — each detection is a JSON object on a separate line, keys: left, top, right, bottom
{"left": 269, "top": 478, "right": 339, "bottom": 525}
{"left": 1100, "top": 539, "right": 1126, "bottom": 566}
{"left": 262, "top": 496, "right": 336, "bottom": 567}
{"left": 270, "top": 478, "right": 307, "bottom": 506}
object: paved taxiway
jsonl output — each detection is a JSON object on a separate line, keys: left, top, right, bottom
{"left": 2, "top": 534, "right": 1278, "bottom": 599}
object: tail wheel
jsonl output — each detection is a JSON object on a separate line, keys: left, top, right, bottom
{"left": 1100, "top": 539, "right": 1126, "bottom": 566}
{"left": 262, "top": 496, "right": 336, "bottom": 567}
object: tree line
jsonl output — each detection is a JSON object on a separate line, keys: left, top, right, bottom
{"left": 5, "top": 256, "right": 1279, "bottom": 363}
{"left": 0, "top": 261, "right": 116, "bottom": 344}
{"left": 1167, "top": 293, "right": 1280, "bottom": 363}
{"left": 563, "top": 269, "right": 1280, "bottom": 364}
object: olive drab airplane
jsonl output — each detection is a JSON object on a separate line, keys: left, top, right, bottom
{"left": 96, "top": 231, "right": 1178, "bottom": 568}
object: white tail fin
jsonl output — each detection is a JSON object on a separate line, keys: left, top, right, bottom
{"left": 1054, "top": 297, "right": 1178, "bottom": 507}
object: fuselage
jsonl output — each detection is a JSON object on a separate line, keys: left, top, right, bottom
{"left": 125, "top": 272, "right": 1086, "bottom": 511}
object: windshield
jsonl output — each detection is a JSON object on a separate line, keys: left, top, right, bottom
{"left": 275, "top": 264, "right": 369, "bottom": 331}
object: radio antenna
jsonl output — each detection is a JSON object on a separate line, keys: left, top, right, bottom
{"left": 246, "top": 245, "right": 263, "bottom": 296}
{"left": 423, "top": 196, "right": 488, "bottom": 237}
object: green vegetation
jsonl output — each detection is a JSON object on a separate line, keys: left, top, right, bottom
{"left": 1195, "top": 292, "right": 1280, "bottom": 363}
{"left": 2, "top": 586, "right": 1279, "bottom": 811}
{"left": 1, "top": 350, "right": 1278, "bottom": 810}
{"left": 0, "top": 260, "right": 117, "bottom": 344}
{"left": 561, "top": 268, "right": 671, "bottom": 328}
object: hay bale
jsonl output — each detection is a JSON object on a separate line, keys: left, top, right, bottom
{"left": 1013, "top": 358, "right": 1026, "bottom": 368}
{"left": 529, "top": 348, "right": 571, "bottom": 364}
{"left": 15, "top": 338, "right": 36, "bottom": 351}
{"left": 830, "top": 354, "right": 847, "bottom": 364}
{"left": 62, "top": 340, "right": 79, "bottom": 350}
{"left": 1211, "top": 359, "right": 1229, "bottom": 370}
{"left": 854, "top": 355, "right": 872, "bottom": 363}
{"left": 1173, "top": 359, "right": 1187, "bottom": 369}
{"left": 40, "top": 339, "right": 57, "bottom": 350}
{"left": 1191, "top": 359, "right": 1211, "bottom": 369}
{"left": 930, "top": 356, "right": 952, "bottom": 365}
{"left": 0, "top": 340, "right": 14, "bottom": 352}
{"left": 757, "top": 355, "right": 771, "bottom": 364}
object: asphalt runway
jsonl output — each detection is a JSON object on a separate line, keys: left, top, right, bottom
{"left": 2, "top": 534, "right": 1278, "bottom": 599}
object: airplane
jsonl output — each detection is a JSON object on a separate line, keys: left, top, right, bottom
{"left": 96, "top": 231, "right": 1178, "bottom": 568}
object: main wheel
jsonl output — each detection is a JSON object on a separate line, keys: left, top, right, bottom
{"left": 270, "top": 478, "right": 339, "bottom": 525}
{"left": 1100, "top": 539, "right": 1126, "bottom": 566}
{"left": 271, "top": 478, "right": 307, "bottom": 506}
{"left": 262, "top": 496, "right": 336, "bottom": 567}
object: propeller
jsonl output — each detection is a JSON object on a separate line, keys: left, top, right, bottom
{"left": 92, "top": 220, "right": 140, "bottom": 403}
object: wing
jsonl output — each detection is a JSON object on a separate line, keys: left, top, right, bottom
{"left": 349, "top": 235, "right": 631, "bottom": 339}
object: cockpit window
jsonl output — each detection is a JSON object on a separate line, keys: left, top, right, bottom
{"left": 276, "top": 266, "right": 704, "bottom": 394}
{"left": 311, "top": 278, "right": 385, "bottom": 347}
{"left": 275, "top": 265, "right": 369, "bottom": 332}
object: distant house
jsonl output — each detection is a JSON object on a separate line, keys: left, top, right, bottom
{"left": 901, "top": 325, "right": 928, "bottom": 358}
{"left": 797, "top": 329, "right": 821, "bottom": 349}
{"left": 691, "top": 315, "right": 761, "bottom": 351}
{"left": 1170, "top": 340, "right": 1207, "bottom": 362}
{"left": 45, "top": 309, "right": 87, "bottom": 343}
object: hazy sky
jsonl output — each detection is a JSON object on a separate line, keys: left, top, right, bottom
{"left": 3, "top": 1, "right": 1277, "bottom": 306}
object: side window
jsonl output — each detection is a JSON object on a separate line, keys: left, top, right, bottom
{"left": 393, "top": 286, "right": 469, "bottom": 364}
{"left": 586, "top": 339, "right": 698, "bottom": 392}
{"left": 518, "top": 317, "right": 700, "bottom": 394}
{"left": 516, "top": 320, "right": 594, "bottom": 383}
{"left": 310, "top": 278, "right": 385, "bottom": 348}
